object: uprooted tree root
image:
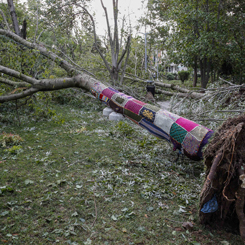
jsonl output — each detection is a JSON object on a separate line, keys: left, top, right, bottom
{"left": 199, "top": 114, "right": 245, "bottom": 242}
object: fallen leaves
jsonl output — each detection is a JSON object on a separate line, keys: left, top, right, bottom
{"left": 24, "top": 179, "right": 34, "bottom": 185}
{"left": 182, "top": 222, "right": 194, "bottom": 231}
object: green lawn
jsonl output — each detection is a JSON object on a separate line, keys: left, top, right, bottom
{"left": 0, "top": 96, "right": 242, "bottom": 244}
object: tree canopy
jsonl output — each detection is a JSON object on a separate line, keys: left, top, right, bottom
{"left": 142, "top": 0, "right": 245, "bottom": 88}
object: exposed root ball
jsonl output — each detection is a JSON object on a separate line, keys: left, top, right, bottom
{"left": 199, "top": 114, "right": 245, "bottom": 241}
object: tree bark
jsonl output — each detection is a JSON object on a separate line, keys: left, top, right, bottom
{"left": 200, "top": 57, "right": 210, "bottom": 89}
{"left": 7, "top": 0, "right": 21, "bottom": 36}
{"left": 193, "top": 57, "right": 198, "bottom": 87}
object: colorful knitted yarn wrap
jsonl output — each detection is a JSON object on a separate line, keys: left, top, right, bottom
{"left": 90, "top": 82, "right": 213, "bottom": 160}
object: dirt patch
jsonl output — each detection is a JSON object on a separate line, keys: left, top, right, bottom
{"left": 199, "top": 114, "right": 245, "bottom": 241}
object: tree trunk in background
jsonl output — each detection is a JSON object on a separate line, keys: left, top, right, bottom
{"left": 193, "top": 57, "right": 198, "bottom": 87}
{"left": 7, "top": 0, "right": 21, "bottom": 36}
{"left": 200, "top": 57, "right": 210, "bottom": 88}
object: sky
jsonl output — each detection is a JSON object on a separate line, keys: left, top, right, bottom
{"left": 1, "top": 0, "right": 147, "bottom": 36}
{"left": 89, "top": 0, "right": 147, "bottom": 36}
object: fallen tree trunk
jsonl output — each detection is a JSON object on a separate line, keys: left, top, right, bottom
{"left": 199, "top": 115, "right": 245, "bottom": 242}
{"left": 157, "top": 89, "right": 197, "bottom": 98}
{"left": 124, "top": 75, "right": 208, "bottom": 99}
{"left": 87, "top": 80, "right": 213, "bottom": 161}
{"left": 154, "top": 81, "right": 206, "bottom": 99}
{"left": 0, "top": 29, "right": 213, "bottom": 161}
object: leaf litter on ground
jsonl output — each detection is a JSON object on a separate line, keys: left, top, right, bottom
{"left": 0, "top": 97, "right": 243, "bottom": 244}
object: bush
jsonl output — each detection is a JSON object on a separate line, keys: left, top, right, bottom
{"left": 178, "top": 70, "right": 190, "bottom": 84}
{"left": 166, "top": 73, "right": 176, "bottom": 81}
{"left": 0, "top": 133, "right": 23, "bottom": 147}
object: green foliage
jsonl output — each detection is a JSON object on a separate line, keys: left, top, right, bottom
{"left": 136, "top": 136, "right": 158, "bottom": 148}
{"left": 144, "top": 0, "right": 245, "bottom": 87}
{"left": 178, "top": 70, "right": 190, "bottom": 84}
{"left": 0, "top": 133, "right": 23, "bottom": 147}
{"left": 50, "top": 89, "right": 82, "bottom": 107}
{"left": 166, "top": 72, "right": 176, "bottom": 81}
{"left": 114, "top": 121, "right": 134, "bottom": 137}
{"left": 4, "top": 145, "right": 23, "bottom": 154}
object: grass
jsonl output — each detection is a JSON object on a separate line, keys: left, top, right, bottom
{"left": 0, "top": 95, "right": 243, "bottom": 244}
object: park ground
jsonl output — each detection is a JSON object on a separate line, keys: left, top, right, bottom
{"left": 0, "top": 92, "right": 243, "bottom": 244}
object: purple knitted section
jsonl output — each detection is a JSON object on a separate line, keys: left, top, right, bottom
{"left": 197, "top": 130, "right": 214, "bottom": 158}
{"left": 118, "top": 92, "right": 133, "bottom": 100}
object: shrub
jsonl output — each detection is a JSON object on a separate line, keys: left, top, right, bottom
{"left": 166, "top": 73, "right": 176, "bottom": 81}
{"left": 0, "top": 133, "right": 23, "bottom": 147}
{"left": 178, "top": 71, "right": 190, "bottom": 84}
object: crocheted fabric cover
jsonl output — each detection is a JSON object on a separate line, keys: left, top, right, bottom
{"left": 90, "top": 82, "right": 213, "bottom": 160}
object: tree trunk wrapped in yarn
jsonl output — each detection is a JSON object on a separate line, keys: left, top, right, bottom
{"left": 90, "top": 81, "right": 213, "bottom": 161}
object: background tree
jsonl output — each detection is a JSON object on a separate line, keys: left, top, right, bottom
{"left": 0, "top": 0, "right": 135, "bottom": 103}
{"left": 144, "top": 0, "right": 245, "bottom": 88}
{"left": 83, "top": 0, "right": 132, "bottom": 86}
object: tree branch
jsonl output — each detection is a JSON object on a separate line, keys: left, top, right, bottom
{"left": 117, "top": 35, "right": 131, "bottom": 69}
{"left": 0, "top": 65, "right": 37, "bottom": 85}
{"left": 113, "top": 0, "right": 119, "bottom": 62}
{"left": 77, "top": 5, "right": 112, "bottom": 75}
{"left": 0, "top": 29, "right": 75, "bottom": 75}
{"left": 100, "top": 0, "right": 116, "bottom": 72}
{"left": 0, "top": 76, "right": 30, "bottom": 87}
{"left": 219, "top": 76, "right": 235, "bottom": 86}
{"left": 119, "top": 35, "right": 131, "bottom": 85}
{"left": 0, "top": 9, "right": 10, "bottom": 31}
{"left": 154, "top": 82, "right": 207, "bottom": 99}
{"left": 100, "top": 0, "right": 112, "bottom": 48}
{"left": 0, "top": 87, "right": 39, "bottom": 102}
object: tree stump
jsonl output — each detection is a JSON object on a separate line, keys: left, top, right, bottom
{"left": 199, "top": 114, "right": 245, "bottom": 241}
{"left": 145, "top": 91, "right": 155, "bottom": 102}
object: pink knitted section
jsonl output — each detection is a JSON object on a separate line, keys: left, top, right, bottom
{"left": 176, "top": 117, "right": 199, "bottom": 132}
{"left": 102, "top": 88, "right": 116, "bottom": 99}
{"left": 132, "top": 99, "right": 146, "bottom": 106}
{"left": 124, "top": 99, "right": 145, "bottom": 114}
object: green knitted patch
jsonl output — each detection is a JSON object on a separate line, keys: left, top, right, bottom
{"left": 144, "top": 104, "right": 160, "bottom": 112}
{"left": 115, "top": 96, "right": 125, "bottom": 104}
{"left": 124, "top": 109, "right": 142, "bottom": 122}
{"left": 170, "top": 123, "right": 187, "bottom": 144}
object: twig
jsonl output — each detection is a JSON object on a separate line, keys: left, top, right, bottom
{"left": 38, "top": 42, "right": 96, "bottom": 77}
{"left": 37, "top": 29, "right": 45, "bottom": 41}
{"left": 219, "top": 77, "right": 235, "bottom": 86}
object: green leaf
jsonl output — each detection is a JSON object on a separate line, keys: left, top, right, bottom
{"left": 84, "top": 238, "right": 92, "bottom": 245}
{"left": 56, "top": 179, "right": 66, "bottom": 185}
{"left": 25, "top": 179, "right": 34, "bottom": 185}
{"left": 71, "top": 211, "right": 78, "bottom": 217}
{"left": 111, "top": 215, "right": 117, "bottom": 221}
{"left": 1, "top": 211, "right": 9, "bottom": 216}
{"left": 146, "top": 206, "right": 154, "bottom": 211}
{"left": 137, "top": 226, "right": 145, "bottom": 232}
